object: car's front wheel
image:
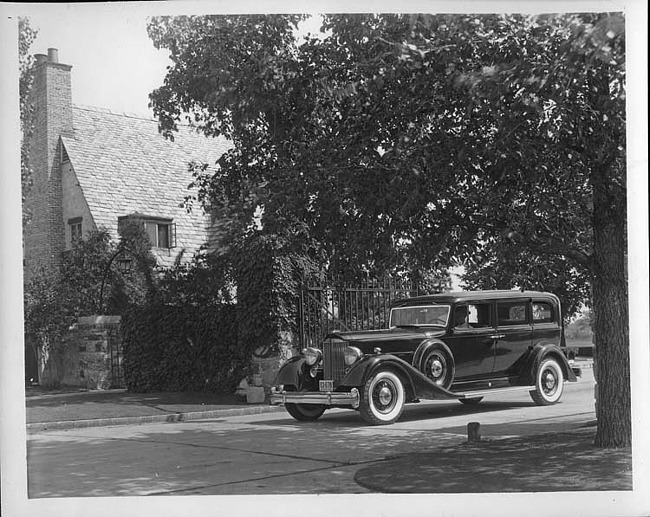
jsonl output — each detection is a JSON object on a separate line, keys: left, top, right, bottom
{"left": 359, "top": 370, "right": 406, "bottom": 425}
{"left": 284, "top": 387, "right": 326, "bottom": 421}
{"left": 530, "top": 357, "right": 564, "bottom": 405}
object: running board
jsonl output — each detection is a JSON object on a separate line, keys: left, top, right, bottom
{"left": 453, "top": 385, "right": 534, "bottom": 399}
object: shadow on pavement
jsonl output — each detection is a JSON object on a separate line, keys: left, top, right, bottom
{"left": 354, "top": 427, "right": 632, "bottom": 493}
{"left": 249, "top": 399, "right": 543, "bottom": 429}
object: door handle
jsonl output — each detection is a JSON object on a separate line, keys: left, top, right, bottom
{"left": 489, "top": 334, "right": 505, "bottom": 340}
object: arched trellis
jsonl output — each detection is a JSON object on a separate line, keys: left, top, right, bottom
{"left": 98, "top": 244, "right": 135, "bottom": 313}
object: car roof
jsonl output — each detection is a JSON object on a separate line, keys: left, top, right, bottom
{"left": 392, "top": 290, "right": 559, "bottom": 307}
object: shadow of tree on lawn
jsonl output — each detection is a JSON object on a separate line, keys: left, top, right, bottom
{"left": 354, "top": 428, "right": 632, "bottom": 493}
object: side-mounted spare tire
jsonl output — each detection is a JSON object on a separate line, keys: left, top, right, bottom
{"left": 420, "top": 346, "right": 455, "bottom": 390}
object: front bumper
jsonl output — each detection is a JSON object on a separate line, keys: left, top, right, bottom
{"left": 270, "top": 387, "right": 360, "bottom": 409}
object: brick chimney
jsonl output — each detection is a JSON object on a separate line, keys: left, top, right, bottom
{"left": 23, "top": 48, "right": 74, "bottom": 276}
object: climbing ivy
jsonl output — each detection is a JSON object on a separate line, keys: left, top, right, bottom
{"left": 124, "top": 230, "right": 317, "bottom": 391}
{"left": 122, "top": 304, "right": 242, "bottom": 393}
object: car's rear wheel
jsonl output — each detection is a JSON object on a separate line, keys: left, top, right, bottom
{"left": 359, "top": 370, "right": 405, "bottom": 425}
{"left": 284, "top": 386, "right": 326, "bottom": 421}
{"left": 530, "top": 357, "right": 564, "bottom": 405}
{"left": 421, "top": 348, "right": 455, "bottom": 389}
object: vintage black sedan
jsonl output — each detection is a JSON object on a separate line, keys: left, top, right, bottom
{"left": 270, "top": 290, "right": 581, "bottom": 425}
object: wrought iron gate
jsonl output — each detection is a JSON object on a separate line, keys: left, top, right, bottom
{"left": 298, "top": 277, "right": 421, "bottom": 348}
{"left": 107, "top": 326, "right": 124, "bottom": 389}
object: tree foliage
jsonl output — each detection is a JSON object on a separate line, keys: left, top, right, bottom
{"left": 148, "top": 13, "right": 629, "bottom": 446}
{"left": 24, "top": 228, "right": 158, "bottom": 351}
{"left": 19, "top": 17, "right": 38, "bottom": 223}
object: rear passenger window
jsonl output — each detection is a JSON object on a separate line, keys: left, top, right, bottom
{"left": 467, "top": 302, "right": 492, "bottom": 328}
{"left": 532, "top": 302, "right": 555, "bottom": 324}
{"left": 497, "top": 301, "right": 528, "bottom": 326}
{"left": 453, "top": 303, "right": 492, "bottom": 329}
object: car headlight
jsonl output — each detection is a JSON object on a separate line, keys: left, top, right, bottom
{"left": 303, "top": 347, "right": 322, "bottom": 366}
{"left": 344, "top": 346, "right": 364, "bottom": 366}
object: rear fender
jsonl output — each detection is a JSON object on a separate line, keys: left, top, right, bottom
{"left": 523, "top": 343, "right": 577, "bottom": 384}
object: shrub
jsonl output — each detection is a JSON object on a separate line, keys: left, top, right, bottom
{"left": 122, "top": 304, "right": 243, "bottom": 393}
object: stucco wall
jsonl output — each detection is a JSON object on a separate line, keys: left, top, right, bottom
{"left": 61, "top": 159, "right": 95, "bottom": 248}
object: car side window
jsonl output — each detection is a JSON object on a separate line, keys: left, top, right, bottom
{"left": 497, "top": 301, "right": 529, "bottom": 326}
{"left": 532, "top": 301, "right": 556, "bottom": 324}
{"left": 454, "top": 302, "right": 492, "bottom": 329}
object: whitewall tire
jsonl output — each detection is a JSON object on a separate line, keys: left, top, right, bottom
{"left": 359, "top": 370, "right": 406, "bottom": 425}
{"left": 530, "top": 357, "right": 564, "bottom": 405}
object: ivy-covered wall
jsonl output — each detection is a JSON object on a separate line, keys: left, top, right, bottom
{"left": 122, "top": 304, "right": 244, "bottom": 393}
{"left": 121, "top": 232, "right": 314, "bottom": 395}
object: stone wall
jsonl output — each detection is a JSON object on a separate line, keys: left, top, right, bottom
{"left": 242, "top": 331, "right": 297, "bottom": 403}
{"left": 67, "top": 315, "right": 122, "bottom": 389}
{"left": 38, "top": 315, "right": 123, "bottom": 389}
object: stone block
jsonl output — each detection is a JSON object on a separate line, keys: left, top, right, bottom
{"left": 246, "top": 386, "right": 266, "bottom": 404}
{"left": 236, "top": 378, "right": 249, "bottom": 397}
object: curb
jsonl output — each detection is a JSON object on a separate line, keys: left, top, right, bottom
{"left": 27, "top": 405, "right": 285, "bottom": 433}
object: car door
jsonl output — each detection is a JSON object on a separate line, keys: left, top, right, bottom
{"left": 445, "top": 300, "right": 498, "bottom": 381}
{"left": 492, "top": 299, "right": 533, "bottom": 377}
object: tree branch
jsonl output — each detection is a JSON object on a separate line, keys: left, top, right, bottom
{"left": 518, "top": 234, "right": 593, "bottom": 268}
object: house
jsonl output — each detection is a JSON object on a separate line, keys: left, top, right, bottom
{"left": 23, "top": 48, "right": 230, "bottom": 278}
{"left": 23, "top": 48, "right": 230, "bottom": 387}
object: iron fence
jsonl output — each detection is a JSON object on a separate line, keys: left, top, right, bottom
{"left": 298, "top": 276, "right": 421, "bottom": 348}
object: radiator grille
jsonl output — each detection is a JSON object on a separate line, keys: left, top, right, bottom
{"left": 322, "top": 338, "right": 347, "bottom": 386}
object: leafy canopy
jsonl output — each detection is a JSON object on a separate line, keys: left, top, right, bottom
{"left": 148, "top": 13, "right": 623, "bottom": 303}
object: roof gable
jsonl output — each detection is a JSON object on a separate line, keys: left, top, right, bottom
{"left": 61, "top": 106, "right": 231, "bottom": 266}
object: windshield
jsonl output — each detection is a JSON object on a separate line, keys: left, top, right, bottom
{"left": 389, "top": 304, "right": 450, "bottom": 328}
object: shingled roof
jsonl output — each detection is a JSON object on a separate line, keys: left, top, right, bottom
{"left": 61, "top": 105, "right": 231, "bottom": 267}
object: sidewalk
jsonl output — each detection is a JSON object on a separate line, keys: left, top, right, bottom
{"left": 26, "top": 387, "right": 282, "bottom": 432}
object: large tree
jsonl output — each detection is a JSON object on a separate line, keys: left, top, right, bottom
{"left": 148, "top": 12, "right": 629, "bottom": 447}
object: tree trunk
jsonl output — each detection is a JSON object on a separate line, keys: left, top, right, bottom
{"left": 591, "top": 162, "right": 630, "bottom": 448}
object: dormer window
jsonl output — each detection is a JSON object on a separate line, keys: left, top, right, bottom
{"left": 144, "top": 219, "right": 175, "bottom": 249}
{"left": 118, "top": 214, "right": 176, "bottom": 249}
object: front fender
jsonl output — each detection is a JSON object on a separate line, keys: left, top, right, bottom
{"left": 274, "top": 356, "right": 307, "bottom": 388}
{"left": 341, "top": 354, "right": 459, "bottom": 400}
{"left": 523, "top": 343, "right": 577, "bottom": 384}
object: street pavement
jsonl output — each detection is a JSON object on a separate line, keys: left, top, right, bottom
{"left": 24, "top": 363, "right": 634, "bottom": 502}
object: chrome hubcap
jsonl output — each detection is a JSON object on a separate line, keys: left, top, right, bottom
{"left": 378, "top": 386, "right": 393, "bottom": 405}
{"left": 431, "top": 359, "right": 444, "bottom": 378}
{"left": 544, "top": 371, "right": 557, "bottom": 391}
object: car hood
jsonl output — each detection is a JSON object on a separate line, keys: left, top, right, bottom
{"left": 326, "top": 327, "right": 446, "bottom": 353}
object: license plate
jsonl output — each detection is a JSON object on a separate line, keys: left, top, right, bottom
{"left": 319, "top": 380, "right": 334, "bottom": 392}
